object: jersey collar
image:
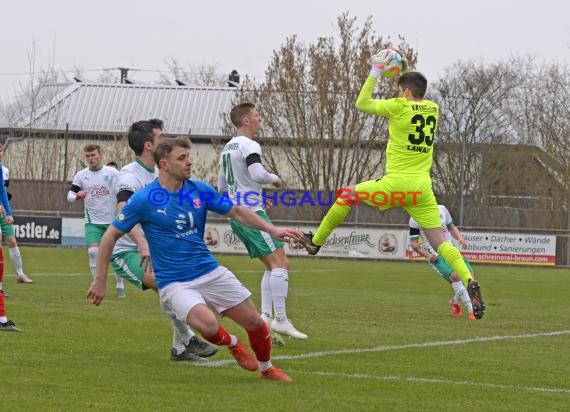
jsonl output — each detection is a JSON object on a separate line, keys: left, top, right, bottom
{"left": 135, "top": 158, "right": 156, "bottom": 173}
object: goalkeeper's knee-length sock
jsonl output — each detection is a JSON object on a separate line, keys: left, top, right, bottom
{"left": 313, "top": 200, "right": 352, "bottom": 246}
{"left": 437, "top": 242, "right": 473, "bottom": 287}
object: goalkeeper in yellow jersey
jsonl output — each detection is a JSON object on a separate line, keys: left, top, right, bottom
{"left": 299, "top": 49, "right": 485, "bottom": 319}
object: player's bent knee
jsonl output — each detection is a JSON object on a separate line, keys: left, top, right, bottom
{"left": 187, "top": 305, "right": 219, "bottom": 336}
{"left": 247, "top": 314, "right": 264, "bottom": 330}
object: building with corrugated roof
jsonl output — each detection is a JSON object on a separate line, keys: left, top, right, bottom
{"left": 0, "top": 81, "right": 240, "bottom": 213}
{"left": 4, "top": 81, "right": 237, "bottom": 135}
{"left": 1, "top": 80, "right": 239, "bottom": 179}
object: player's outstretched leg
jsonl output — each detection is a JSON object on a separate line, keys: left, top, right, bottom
{"left": 246, "top": 322, "right": 292, "bottom": 382}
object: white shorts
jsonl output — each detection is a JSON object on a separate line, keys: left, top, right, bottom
{"left": 159, "top": 266, "right": 252, "bottom": 323}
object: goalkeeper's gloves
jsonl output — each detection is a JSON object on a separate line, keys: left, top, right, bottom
{"left": 370, "top": 48, "right": 397, "bottom": 77}
{"left": 369, "top": 48, "right": 408, "bottom": 78}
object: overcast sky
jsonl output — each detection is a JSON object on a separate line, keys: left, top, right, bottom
{"left": 1, "top": 0, "right": 568, "bottom": 103}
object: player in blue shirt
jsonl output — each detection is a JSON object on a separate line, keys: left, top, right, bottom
{"left": 87, "top": 136, "right": 301, "bottom": 382}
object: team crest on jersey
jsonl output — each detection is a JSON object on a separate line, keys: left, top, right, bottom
{"left": 193, "top": 198, "right": 202, "bottom": 208}
{"left": 91, "top": 185, "right": 110, "bottom": 196}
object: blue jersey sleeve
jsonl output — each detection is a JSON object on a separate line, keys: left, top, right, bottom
{"left": 0, "top": 167, "right": 13, "bottom": 216}
{"left": 112, "top": 192, "right": 145, "bottom": 233}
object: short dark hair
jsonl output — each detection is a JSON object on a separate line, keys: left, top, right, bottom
{"left": 398, "top": 72, "right": 428, "bottom": 99}
{"left": 128, "top": 120, "right": 158, "bottom": 156}
{"left": 230, "top": 102, "right": 256, "bottom": 128}
{"left": 106, "top": 161, "right": 119, "bottom": 169}
{"left": 148, "top": 118, "right": 164, "bottom": 131}
{"left": 153, "top": 136, "right": 191, "bottom": 168}
{"left": 84, "top": 144, "right": 101, "bottom": 153}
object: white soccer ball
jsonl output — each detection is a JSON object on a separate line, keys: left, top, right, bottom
{"left": 371, "top": 48, "right": 408, "bottom": 78}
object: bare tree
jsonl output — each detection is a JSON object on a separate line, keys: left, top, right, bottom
{"left": 429, "top": 57, "right": 570, "bottom": 229}
{"left": 160, "top": 58, "right": 227, "bottom": 86}
{"left": 224, "top": 13, "right": 417, "bottom": 220}
{"left": 431, "top": 60, "right": 521, "bottom": 225}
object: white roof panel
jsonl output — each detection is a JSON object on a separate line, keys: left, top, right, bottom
{"left": 26, "top": 82, "right": 237, "bottom": 135}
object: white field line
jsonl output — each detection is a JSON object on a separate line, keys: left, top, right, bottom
{"left": 289, "top": 370, "right": 570, "bottom": 394}
{"left": 203, "top": 330, "right": 570, "bottom": 367}
{"left": 13, "top": 273, "right": 570, "bottom": 393}
{"left": 201, "top": 330, "right": 570, "bottom": 395}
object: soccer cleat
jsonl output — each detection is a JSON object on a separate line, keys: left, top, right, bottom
{"left": 261, "top": 314, "right": 285, "bottom": 347}
{"left": 170, "top": 347, "right": 207, "bottom": 362}
{"left": 184, "top": 336, "right": 218, "bottom": 358}
{"left": 260, "top": 366, "right": 292, "bottom": 382}
{"left": 298, "top": 232, "right": 321, "bottom": 256}
{"left": 117, "top": 288, "right": 126, "bottom": 298}
{"left": 17, "top": 274, "right": 33, "bottom": 283}
{"left": 449, "top": 299, "right": 462, "bottom": 318}
{"left": 271, "top": 319, "right": 308, "bottom": 340}
{"left": 467, "top": 279, "right": 486, "bottom": 319}
{"left": 228, "top": 340, "right": 259, "bottom": 371}
{"left": 0, "top": 320, "right": 22, "bottom": 332}
{"left": 468, "top": 311, "right": 476, "bottom": 320}
{"left": 0, "top": 289, "right": 10, "bottom": 298}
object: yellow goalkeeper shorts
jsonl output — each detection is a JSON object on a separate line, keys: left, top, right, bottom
{"left": 354, "top": 174, "right": 441, "bottom": 228}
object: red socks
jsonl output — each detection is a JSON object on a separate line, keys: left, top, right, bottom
{"left": 0, "top": 247, "right": 4, "bottom": 284}
{"left": 203, "top": 325, "right": 232, "bottom": 346}
{"left": 203, "top": 322, "right": 271, "bottom": 362}
{"left": 247, "top": 322, "right": 271, "bottom": 362}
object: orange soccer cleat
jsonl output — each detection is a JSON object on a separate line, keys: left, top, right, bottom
{"left": 260, "top": 367, "right": 292, "bottom": 382}
{"left": 228, "top": 340, "right": 259, "bottom": 371}
{"left": 449, "top": 299, "right": 462, "bottom": 318}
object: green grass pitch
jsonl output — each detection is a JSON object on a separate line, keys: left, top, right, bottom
{"left": 1, "top": 246, "right": 569, "bottom": 411}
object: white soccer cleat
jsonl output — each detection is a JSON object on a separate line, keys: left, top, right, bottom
{"left": 271, "top": 319, "right": 308, "bottom": 340}
{"left": 17, "top": 274, "right": 33, "bottom": 283}
{"left": 261, "top": 313, "right": 285, "bottom": 347}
